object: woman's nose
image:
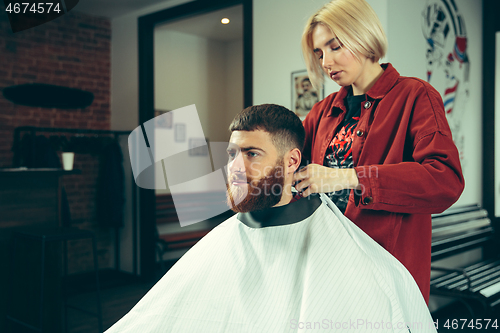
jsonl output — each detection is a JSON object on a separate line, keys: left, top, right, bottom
{"left": 322, "top": 52, "right": 333, "bottom": 70}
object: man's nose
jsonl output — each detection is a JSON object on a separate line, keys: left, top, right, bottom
{"left": 229, "top": 152, "right": 245, "bottom": 173}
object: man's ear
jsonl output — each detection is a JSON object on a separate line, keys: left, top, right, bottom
{"left": 286, "top": 148, "right": 302, "bottom": 174}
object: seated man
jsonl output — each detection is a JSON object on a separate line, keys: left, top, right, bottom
{"left": 106, "top": 104, "right": 436, "bottom": 333}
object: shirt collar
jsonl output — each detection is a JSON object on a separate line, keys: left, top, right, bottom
{"left": 330, "top": 63, "right": 400, "bottom": 115}
{"left": 365, "top": 63, "right": 400, "bottom": 100}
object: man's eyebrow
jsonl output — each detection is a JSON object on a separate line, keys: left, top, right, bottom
{"left": 313, "top": 37, "right": 338, "bottom": 53}
{"left": 241, "top": 146, "right": 264, "bottom": 152}
{"left": 226, "top": 146, "right": 265, "bottom": 153}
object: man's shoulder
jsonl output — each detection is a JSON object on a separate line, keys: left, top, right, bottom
{"left": 217, "top": 213, "right": 240, "bottom": 228}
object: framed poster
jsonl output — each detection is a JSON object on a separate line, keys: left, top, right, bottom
{"left": 174, "top": 123, "right": 186, "bottom": 142}
{"left": 291, "top": 70, "right": 323, "bottom": 120}
{"left": 189, "top": 138, "right": 209, "bottom": 156}
{"left": 154, "top": 109, "right": 173, "bottom": 129}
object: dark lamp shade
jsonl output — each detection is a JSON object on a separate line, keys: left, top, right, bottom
{"left": 2, "top": 83, "right": 94, "bottom": 109}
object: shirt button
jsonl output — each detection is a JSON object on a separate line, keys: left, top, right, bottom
{"left": 362, "top": 196, "right": 373, "bottom": 205}
{"left": 364, "top": 101, "right": 372, "bottom": 109}
{"left": 356, "top": 130, "right": 364, "bottom": 137}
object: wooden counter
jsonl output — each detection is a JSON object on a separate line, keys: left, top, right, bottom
{"left": 0, "top": 168, "right": 79, "bottom": 333}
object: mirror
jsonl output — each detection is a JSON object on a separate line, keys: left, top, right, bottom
{"left": 137, "top": 0, "right": 251, "bottom": 279}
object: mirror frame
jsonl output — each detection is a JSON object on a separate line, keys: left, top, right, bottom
{"left": 483, "top": 0, "right": 500, "bottom": 237}
{"left": 137, "top": 0, "right": 252, "bottom": 279}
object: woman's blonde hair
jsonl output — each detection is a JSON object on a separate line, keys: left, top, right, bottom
{"left": 301, "top": 0, "right": 388, "bottom": 88}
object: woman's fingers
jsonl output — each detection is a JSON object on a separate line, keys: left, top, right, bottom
{"left": 294, "top": 177, "right": 308, "bottom": 192}
{"left": 301, "top": 183, "right": 318, "bottom": 197}
{"left": 293, "top": 166, "right": 309, "bottom": 182}
{"left": 293, "top": 165, "right": 323, "bottom": 194}
{"left": 292, "top": 166, "right": 310, "bottom": 192}
{"left": 293, "top": 164, "right": 356, "bottom": 195}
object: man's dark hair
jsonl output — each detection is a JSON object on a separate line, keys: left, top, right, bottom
{"left": 229, "top": 104, "right": 306, "bottom": 155}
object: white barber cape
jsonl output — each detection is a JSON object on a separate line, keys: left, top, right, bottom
{"left": 106, "top": 194, "right": 436, "bottom": 333}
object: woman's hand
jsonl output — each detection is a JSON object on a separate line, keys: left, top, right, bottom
{"left": 292, "top": 164, "right": 360, "bottom": 197}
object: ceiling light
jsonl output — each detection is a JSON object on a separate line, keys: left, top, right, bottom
{"left": 221, "top": 18, "right": 230, "bottom": 24}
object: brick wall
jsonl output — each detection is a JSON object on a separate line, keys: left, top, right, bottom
{"left": 0, "top": 12, "right": 114, "bottom": 273}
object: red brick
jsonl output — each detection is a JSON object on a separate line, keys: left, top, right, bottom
{"left": 35, "top": 60, "right": 61, "bottom": 70}
{"left": 48, "top": 32, "right": 62, "bottom": 40}
{"left": 27, "top": 66, "right": 52, "bottom": 75}
{"left": 16, "top": 58, "right": 36, "bottom": 66}
{"left": 46, "top": 46, "right": 63, "bottom": 54}
{"left": 57, "top": 55, "right": 81, "bottom": 62}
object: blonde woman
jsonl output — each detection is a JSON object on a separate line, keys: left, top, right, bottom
{"left": 293, "top": 0, "right": 464, "bottom": 302}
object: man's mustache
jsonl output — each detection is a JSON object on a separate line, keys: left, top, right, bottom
{"left": 229, "top": 173, "right": 248, "bottom": 182}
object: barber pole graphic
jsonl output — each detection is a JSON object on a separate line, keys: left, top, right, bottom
{"left": 444, "top": 79, "right": 458, "bottom": 114}
{"left": 422, "top": 0, "right": 469, "bottom": 166}
{"left": 454, "top": 36, "right": 468, "bottom": 64}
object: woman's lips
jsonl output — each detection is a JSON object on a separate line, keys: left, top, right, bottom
{"left": 330, "top": 71, "right": 342, "bottom": 80}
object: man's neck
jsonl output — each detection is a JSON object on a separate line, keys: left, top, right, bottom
{"left": 272, "top": 184, "right": 293, "bottom": 208}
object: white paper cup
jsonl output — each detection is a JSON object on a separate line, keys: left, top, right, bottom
{"left": 62, "top": 152, "right": 75, "bottom": 171}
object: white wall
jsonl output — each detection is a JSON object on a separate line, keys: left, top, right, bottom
{"left": 253, "top": 0, "right": 335, "bottom": 107}
{"left": 252, "top": 0, "right": 388, "bottom": 107}
{"left": 386, "top": 0, "right": 482, "bottom": 208}
{"left": 154, "top": 29, "right": 228, "bottom": 141}
{"left": 111, "top": 0, "right": 243, "bottom": 137}
{"left": 111, "top": 0, "right": 192, "bottom": 132}
{"left": 153, "top": 30, "right": 243, "bottom": 196}
{"left": 226, "top": 39, "right": 244, "bottom": 132}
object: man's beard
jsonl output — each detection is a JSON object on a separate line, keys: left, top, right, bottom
{"left": 226, "top": 159, "right": 285, "bottom": 213}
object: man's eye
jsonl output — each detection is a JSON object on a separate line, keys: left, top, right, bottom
{"left": 247, "top": 151, "right": 258, "bottom": 158}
